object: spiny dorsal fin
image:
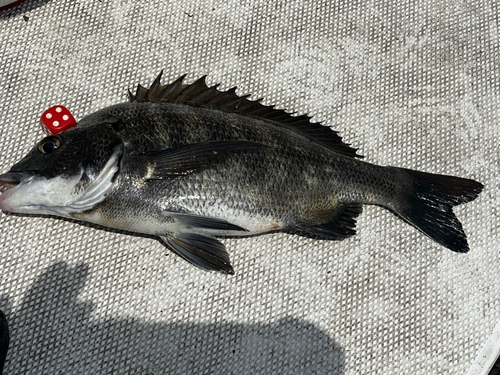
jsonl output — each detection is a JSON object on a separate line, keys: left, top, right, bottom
{"left": 129, "top": 71, "right": 362, "bottom": 158}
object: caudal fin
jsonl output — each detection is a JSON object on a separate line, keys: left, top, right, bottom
{"left": 391, "top": 168, "right": 483, "bottom": 252}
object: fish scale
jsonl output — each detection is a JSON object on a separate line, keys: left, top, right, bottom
{"left": 0, "top": 72, "right": 483, "bottom": 274}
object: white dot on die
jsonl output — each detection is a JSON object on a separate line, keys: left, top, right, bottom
{"left": 53, "top": 121, "right": 60, "bottom": 127}
{"left": 62, "top": 115, "right": 69, "bottom": 121}
{"left": 46, "top": 113, "right": 53, "bottom": 119}
{"left": 55, "top": 107, "right": 62, "bottom": 113}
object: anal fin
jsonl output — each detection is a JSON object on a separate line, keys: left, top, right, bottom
{"left": 159, "top": 233, "right": 234, "bottom": 274}
{"left": 291, "top": 204, "right": 363, "bottom": 240}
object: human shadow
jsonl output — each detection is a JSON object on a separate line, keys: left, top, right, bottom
{"left": 1, "top": 262, "right": 344, "bottom": 374}
{"left": 0, "top": 310, "right": 8, "bottom": 375}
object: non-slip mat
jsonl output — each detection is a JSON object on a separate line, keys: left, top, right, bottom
{"left": 0, "top": 0, "right": 499, "bottom": 373}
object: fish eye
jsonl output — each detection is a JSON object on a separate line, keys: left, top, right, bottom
{"left": 39, "top": 137, "right": 61, "bottom": 154}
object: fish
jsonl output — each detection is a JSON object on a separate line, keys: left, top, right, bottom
{"left": 0, "top": 72, "right": 483, "bottom": 274}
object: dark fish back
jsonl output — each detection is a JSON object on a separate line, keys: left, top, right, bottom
{"left": 77, "top": 73, "right": 482, "bottom": 262}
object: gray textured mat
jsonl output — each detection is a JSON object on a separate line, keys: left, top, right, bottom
{"left": 0, "top": 0, "right": 499, "bottom": 374}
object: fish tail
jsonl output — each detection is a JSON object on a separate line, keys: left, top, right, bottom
{"left": 388, "top": 168, "right": 483, "bottom": 252}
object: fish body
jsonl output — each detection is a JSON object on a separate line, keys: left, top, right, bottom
{"left": 0, "top": 73, "right": 483, "bottom": 273}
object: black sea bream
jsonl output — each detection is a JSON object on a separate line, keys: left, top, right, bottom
{"left": 0, "top": 73, "right": 483, "bottom": 274}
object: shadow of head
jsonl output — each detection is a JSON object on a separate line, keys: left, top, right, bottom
{"left": 3, "top": 261, "right": 344, "bottom": 374}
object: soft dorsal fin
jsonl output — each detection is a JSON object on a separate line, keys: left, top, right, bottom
{"left": 129, "top": 71, "right": 362, "bottom": 158}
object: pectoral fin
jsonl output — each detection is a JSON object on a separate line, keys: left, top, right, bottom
{"left": 159, "top": 233, "right": 234, "bottom": 274}
{"left": 140, "top": 140, "right": 270, "bottom": 179}
{"left": 167, "top": 212, "right": 248, "bottom": 233}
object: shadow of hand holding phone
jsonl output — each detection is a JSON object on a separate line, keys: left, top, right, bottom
{"left": 0, "top": 262, "right": 344, "bottom": 374}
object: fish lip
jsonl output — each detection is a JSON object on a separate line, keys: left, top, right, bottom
{"left": 0, "top": 172, "right": 31, "bottom": 193}
{"left": 0, "top": 172, "right": 36, "bottom": 212}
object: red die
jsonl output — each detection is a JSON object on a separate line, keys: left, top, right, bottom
{"left": 40, "top": 105, "right": 77, "bottom": 135}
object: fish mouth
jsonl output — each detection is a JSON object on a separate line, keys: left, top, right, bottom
{"left": 0, "top": 172, "right": 25, "bottom": 193}
{"left": 0, "top": 172, "right": 35, "bottom": 212}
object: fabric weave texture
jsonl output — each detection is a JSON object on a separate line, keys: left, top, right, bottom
{"left": 0, "top": 0, "right": 499, "bottom": 374}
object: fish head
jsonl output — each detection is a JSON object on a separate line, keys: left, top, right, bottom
{"left": 0, "top": 125, "right": 123, "bottom": 217}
